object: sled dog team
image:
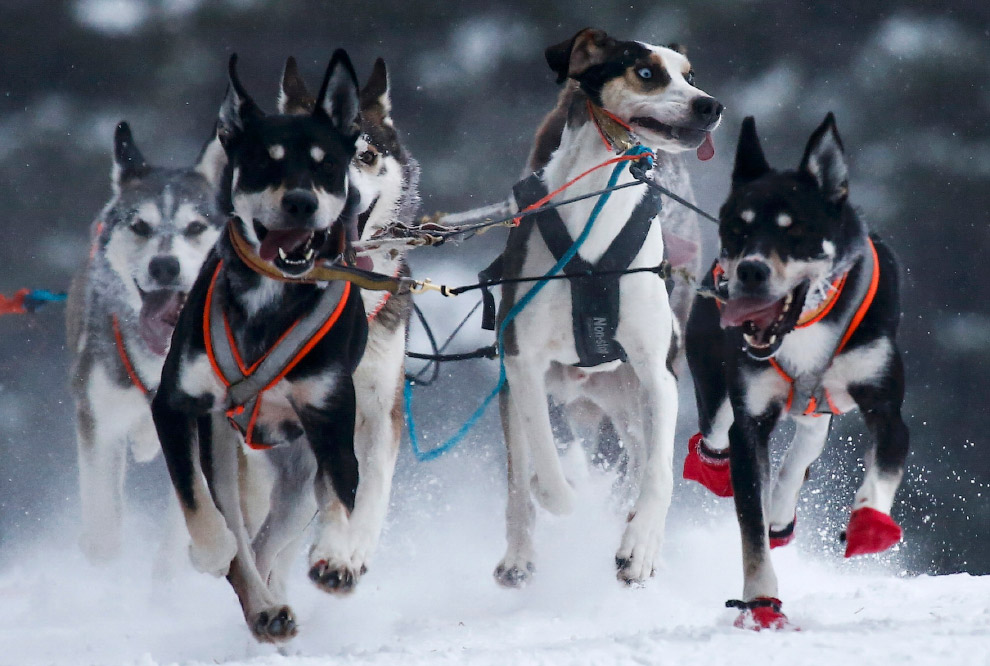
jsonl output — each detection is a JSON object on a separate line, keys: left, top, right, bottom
{"left": 67, "top": 27, "right": 909, "bottom": 640}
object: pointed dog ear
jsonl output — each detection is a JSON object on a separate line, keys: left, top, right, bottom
{"left": 314, "top": 49, "right": 361, "bottom": 139}
{"left": 732, "top": 116, "right": 772, "bottom": 186}
{"left": 193, "top": 125, "right": 227, "bottom": 188}
{"left": 278, "top": 56, "right": 315, "bottom": 114}
{"left": 545, "top": 27, "right": 610, "bottom": 84}
{"left": 800, "top": 112, "right": 848, "bottom": 204}
{"left": 360, "top": 57, "right": 391, "bottom": 120}
{"left": 112, "top": 121, "right": 149, "bottom": 192}
{"left": 217, "top": 54, "right": 263, "bottom": 149}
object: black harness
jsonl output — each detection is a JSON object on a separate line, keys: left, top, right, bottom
{"left": 481, "top": 171, "right": 663, "bottom": 368}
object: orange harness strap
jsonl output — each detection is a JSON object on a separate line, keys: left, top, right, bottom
{"left": 111, "top": 314, "right": 150, "bottom": 396}
{"left": 770, "top": 239, "right": 881, "bottom": 416}
{"left": 203, "top": 260, "right": 352, "bottom": 449}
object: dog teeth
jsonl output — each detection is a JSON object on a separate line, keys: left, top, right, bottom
{"left": 743, "top": 332, "right": 770, "bottom": 349}
{"left": 305, "top": 248, "right": 315, "bottom": 260}
{"left": 278, "top": 248, "right": 288, "bottom": 260}
{"left": 769, "top": 334, "right": 778, "bottom": 344}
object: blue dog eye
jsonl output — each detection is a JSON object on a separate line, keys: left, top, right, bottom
{"left": 637, "top": 67, "right": 652, "bottom": 80}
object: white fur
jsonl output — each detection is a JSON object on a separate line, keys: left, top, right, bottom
{"left": 497, "top": 93, "right": 682, "bottom": 584}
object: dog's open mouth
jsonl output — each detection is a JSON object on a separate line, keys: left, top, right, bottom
{"left": 719, "top": 282, "right": 810, "bottom": 359}
{"left": 628, "top": 117, "right": 715, "bottom": 161}
{"left": 254, "top": 220, "right": 328, "bottom": 277}
{"left": 136, "top": 286, "right": 186, "bottom": 356}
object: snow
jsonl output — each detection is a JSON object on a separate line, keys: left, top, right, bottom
{"left": 3, "top": 468, "right": 988, "bottom": 666}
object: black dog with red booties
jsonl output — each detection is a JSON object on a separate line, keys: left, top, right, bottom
{"left": 684, "top": 114, "right": 909, "bottom": 630}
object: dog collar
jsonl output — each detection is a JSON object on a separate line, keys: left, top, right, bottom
{"left": 587, "top": 101, "right": 637, "bottom": 153}
{"left": 226, "top": 218, "right": 411, "bottom": 294}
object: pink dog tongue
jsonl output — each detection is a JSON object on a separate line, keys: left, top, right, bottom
{"left": 259, "top": 229, "right": 313, "bottom": 262}
{"left": 697, "top": 132, "right": 715, "bottom": 161}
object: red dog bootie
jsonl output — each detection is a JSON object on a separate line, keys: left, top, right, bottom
{"left": 683, "top": 433, "right": 733, "bottom": 497}
{"left": 769, "top": 516, "right": 796, "bottom": 549}
{"left": 727, "top": 597, "right": 792, "bottom": 631}
{"left": 843, "top": 507, "right": 902, "bottom": 557}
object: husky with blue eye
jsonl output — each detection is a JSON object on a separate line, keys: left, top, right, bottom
{"left": 151, "top": 51, "right": 369, "bottom": 643}
{"left": 66, "top": 121, "right": 224, "bottom": 563}
{"left": 491, "top": 27, "right": 722, "bottom": 588}
{"left": 684, "top": 114, "right": 909, "bottom": 630}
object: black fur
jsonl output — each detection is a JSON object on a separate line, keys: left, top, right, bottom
{"left": 686, "top": 114, "right": 910, "bottom": 608}
{"left": 151, "top": 52, "right": 367, "bottom": 641}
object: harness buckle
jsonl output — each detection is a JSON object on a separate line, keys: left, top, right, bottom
{"left": 410, "top": 278, "right": 454, "bottom": 297}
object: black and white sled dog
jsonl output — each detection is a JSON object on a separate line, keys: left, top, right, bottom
{"left": 491, "top": 27, "right": 722, "bottom": 587}
{"left": 67, "top": 122, "right": 225, "bottom": 562}
{"left": 684, "top": 115, "right": 909, "bottom": 629}
{"left": 267, "top": 56, "right": 418, "bottom": 595}
{"left": 151, "top": 52, "right": 370, "bottom": 642}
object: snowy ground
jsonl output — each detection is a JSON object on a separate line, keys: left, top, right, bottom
{"left": 3, "top": 459, "right": 988, "bottom": 666}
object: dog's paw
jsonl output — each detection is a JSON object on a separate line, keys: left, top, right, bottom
{"left": 249, "top": 605, "right": 297, "bottom": 644}
{"left": 494, "top": 557, "right": 535, "bottom": 589}
{"left": 769, "top": 516, "right": 796, "bottom": 549}
{"left": 79, "top": 528, "right": 121, "bottom": 563}
{"left": 843, "top": 507, "right": 902, "bottom": 557}
{"left": 683, "top": 433, "right": 733, "bottom": 497}
{"left": 188, "top": 526, "right": 237, "bottom": 577}
{"left": 308, "top": 559, "right": 365, "bottom": 596}
{"left": 615, "top": 515, "right": 663, "bottom": 585}
{"left": 531, "top": 474, "right": 577, "bottom": 516}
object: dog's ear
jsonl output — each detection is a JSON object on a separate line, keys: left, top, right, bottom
{"left": 732, "top": 116, "right": 771, "bottom": 186}
{"left": 193, "top": 125, "right": 227, "bottom": 189}
{"left": 278, "top": 56, "right": 315, "bottom": 115}
{"left": 545, "top": 27, "right": 611, "bottom": 84}
{"left": 314, "top": 49, "right": 361, "bottom": 139}
{"left": 112, "top": 121, "right": 149, "bottom": 192}
{"left": 217, "top": 54, "right": 263, "bottom": 149}
{"left": 666, "top": 43, "right": 688, "bottom": 56}
{"left": 360, "top": 57, "right": 391, "bottom": 121}
{"left": 799, "top": 112, "right": 848, "bottom": 204}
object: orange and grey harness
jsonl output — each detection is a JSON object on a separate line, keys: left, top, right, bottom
{"left": 713, "top": 238, "right": 880, "bottom": 417}
{"left": 203, "top": 261, "right": 352, "bottom": 449}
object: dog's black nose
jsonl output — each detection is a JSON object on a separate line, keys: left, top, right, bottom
{"left": 691, "top": 96, "right": 723, "bottom": 125}
{"left": 281, "top": 189, "right": 318, "bottom": 220}
{"left": 736, "top": 260, "right": 771, "bottom": 290}
{"left": 148, "top": 255, "right": 180, "bottom": 286}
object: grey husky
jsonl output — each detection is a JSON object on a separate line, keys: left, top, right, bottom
{"left": 66, "top": 121, "right": 225, "bottom": 562}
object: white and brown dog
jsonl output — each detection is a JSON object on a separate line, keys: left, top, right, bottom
{"left": 491, "top": 28, "right": 722, "bottom": 587}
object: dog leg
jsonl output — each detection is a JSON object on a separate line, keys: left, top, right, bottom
{"left": 503, "top": 356, "right": 575, "bottom": 515}
{"left": 77, "top": 367, "right": 147, "bottom": 562}
{"left": 615, "top": 344, "right": 678, "bottom": 585}
{"left": 494, "top": 385, "right": 537, "bottom": 588}
{"left": 767, "top": 414, "right": 831, "bottom": 547}
{"left": 252, "top": 445, "right": 317, "bottom": 585}
{"left": 318, "top": 335, "right": 404, "bottom": 589}
{"left": 727, "top": 408, "right": 789, "bottom": 623}
{"left": 208, "top": 414, "right": 297, "bottom": 643}
{"left": 152, "top": 391, "right": 237, "bottom": 577}
{"left": 300, "top": 377, "right": 362, "bottom": 595}
{"left": 845, "top": 354, "right": 909, "bottom": 557}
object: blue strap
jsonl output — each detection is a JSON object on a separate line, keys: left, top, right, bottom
{"left": 405, "top": 146, "right": 654, "bottom": 462}
{"left": 23, "top": 289, "right": 67, "bottom": 312}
